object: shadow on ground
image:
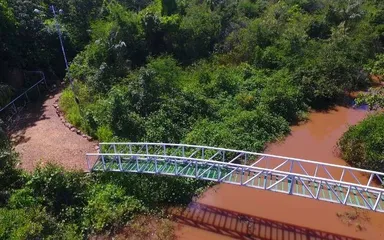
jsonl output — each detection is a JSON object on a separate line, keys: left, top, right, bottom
{"left": 168, "top": 202, "right": 361, "bottom": 240}
{"left": 6, "top": 87, "right": 59, "bottom": 145}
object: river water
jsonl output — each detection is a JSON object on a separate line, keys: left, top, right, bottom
{"left": 173, "top": 106, "right": 384, "bottom": 240}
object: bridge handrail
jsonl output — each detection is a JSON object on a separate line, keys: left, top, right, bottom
{"left": 86, "top": 152, "right": 384, "bottom": 193}
{"left": 0, "top": 71, "right": 46, "bottom": 112}
{"left": 98, "top": 142, "right": 384, "bottom": 177}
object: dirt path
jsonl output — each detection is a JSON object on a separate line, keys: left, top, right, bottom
{"left": 9, "top": 91, "right": 96, "bottom": 171}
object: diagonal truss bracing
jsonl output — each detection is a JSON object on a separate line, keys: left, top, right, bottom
{"left": 86, "top": 142, "right": 384, "bottom": 213}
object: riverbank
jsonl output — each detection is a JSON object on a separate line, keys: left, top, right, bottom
{"left": 174, "top": 106, "right": 384, "bottom": 240}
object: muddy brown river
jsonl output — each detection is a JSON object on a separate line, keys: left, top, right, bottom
{"left": 173, "top": 106, "right": 384, "bottom": 240}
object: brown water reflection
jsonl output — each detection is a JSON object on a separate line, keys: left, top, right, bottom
{"left": 175, "top": 106, "right": 384, "bottom": 240}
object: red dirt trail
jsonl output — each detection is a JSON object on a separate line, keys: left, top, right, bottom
{"left": 174, "top": 106, "right": 384, "bottom": 240}
{"left": 9, "top": 91, "right": 95, "bottom": 171}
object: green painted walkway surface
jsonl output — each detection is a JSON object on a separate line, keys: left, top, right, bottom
{"left": 92, "top": 157, "right": 384, "bottom": 211}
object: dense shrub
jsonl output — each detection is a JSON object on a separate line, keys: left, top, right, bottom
{"left": 0, "top": 206, "right": 64, "bottom": 240}
{"left": 0, "top": 132, "right": 23, "bottom": 205}
{"left": 0, "top": 148, "right": 206, "bottom": 238}
{"left": 82, "top": 183, "right": 144, "bottom": 234}
{"left": 94, "top": 172, "right": 208, "bottom": 207}
{"left": 26, "top": 163, "right": 89, "bottom": 221}
{"left": 338, "top": 113, "right": 384, "bottom": 173}
{"left": 3, "top": 0, "right": 384, "bottom": 238}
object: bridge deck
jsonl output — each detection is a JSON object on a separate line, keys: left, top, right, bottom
{"left": 87, "top": 143, "right": 384, "bottom": 213}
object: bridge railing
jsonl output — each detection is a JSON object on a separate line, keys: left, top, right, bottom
{"left": 95, "top": 142, "right": 384, "bottom": 189}
{"left": 86, "top": 145, "right": 384, "bottom": 212}
{"left": 0, "top": 71, "right": 48, "bottom": 127}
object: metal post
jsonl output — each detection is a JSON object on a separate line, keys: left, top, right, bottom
{"left": 155, "top": 158, "right": 158, "bottom": 173}
{"left": 50, "top": 5, "right": 79, "bottom": 105}
{"left": 37, "top": 85, "right": 41, "bottom": 96}
{"left": 101, "top": 155, "right": 106, "bottom": 171}
{"left": 86, "top": 155, "right": 90, "bottom": 170}
{"left": 12, "top": 103, "right": 17, "bottom": 114}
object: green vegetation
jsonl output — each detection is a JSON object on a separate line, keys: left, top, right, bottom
{"left": 338, "top": 113, "right": 384, "bottom": 173}
{"left": 2, "top": 0, "right": 384, "bottom": 150}
{"left": 2, "top": 0, "right": 384, "bottom": 238}
{"left": 58, "top": 0, "right": 384, "bottom": 151}
{"left": 0, "top": 134, "right": 205, "bottom": 239}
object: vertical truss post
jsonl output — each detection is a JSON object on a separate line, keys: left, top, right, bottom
{"left": 240, "top": 168, "right": 244, "bottom": 185}
{"left": 12, "top": 102, "right": 17, "bottom": 114}
{"left": 135, "top": 156, "right": 139, "bottom": 171}
{"left": 202, "top": 148, "right": 205, "bottom": 160}
{"left": 43, "top": 74, "right": 48, "bottom": 89}
{"left": 155, "top": 158, "right": 158, "bottom": 173}
{"left": 113, "top": 142, "right": 120, "bottom": 170}
{"left": 86, "top": 155, "right": 90, "bottom": 170}
{"left": 288, "top": 160, "right": 294, "bottom": 194}
{"left": 263, "top": 172, "right": 268, "bottom": 189}
{"left": 101, "top": 155, "right": 106, "bottom": 171}
{"left": 222, "top": 151, "right": 225, "bottom": 162}
{"left": 182, "top": 146, "right": 185, "bottom": 157}
{"left": 174, "top": 158, "right": 178, "bottom": 174}
{"left": 37, "top": 84, "right": 41, "bottom": 96}
{"left": 288, "top": 176, "right": 295, "bottom": 195}
{"left": 195, "top": 161, "right": 198, "bottom": 177}
{"left": 118, "top": 155, "right": 122, "bottom": 171}
{"left": 163, "top": 144, "right": 166, "bottom": 156}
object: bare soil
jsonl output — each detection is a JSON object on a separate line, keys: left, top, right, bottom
{"left": 9, "top": 90, "right": 96, "bottom": 171}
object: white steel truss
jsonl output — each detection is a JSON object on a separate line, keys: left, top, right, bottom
{"left": 86, "top": 142, "right": 384, "bottom": 213}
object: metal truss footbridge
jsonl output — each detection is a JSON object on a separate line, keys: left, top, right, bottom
{"left": 86, "top": 142, "right": 384, "bottom": 213}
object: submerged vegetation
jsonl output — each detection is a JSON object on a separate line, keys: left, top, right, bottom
{"left": 1, "top": 0, "right": 384, "bottom": 237}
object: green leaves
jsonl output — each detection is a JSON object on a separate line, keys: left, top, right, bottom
{"left": 338, "top": 113, "right": 384, "bottom": 173}
{"left": 82, "top": 183, "right": 143, "bottom": 234}
{"left": 0, "top": 207, "right": 58, "bottom": 240}
{"left": 0, "top": 136, "right": 23, "bottom": 205}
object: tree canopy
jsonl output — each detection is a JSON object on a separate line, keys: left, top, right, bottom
{"left": 1, "top": 0, "right": 384, "bottom": 154}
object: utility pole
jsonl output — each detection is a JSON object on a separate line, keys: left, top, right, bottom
{"left": 50, "top": 5, "right": 79, "bottom": 105}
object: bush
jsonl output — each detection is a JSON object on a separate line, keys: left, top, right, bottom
{"left": 185, "top": 108, "right": 290, "bottom": 151}
{"left": 338, "top": 113, "right": 384, "bottom": 172}
{"left": 59, "top": 88, "right": 82, "bottom": 128}
{"left": 0, "top": 207, "right": 57, "bottom": 240}
{"left": 96, "top": 125, "right": 114, "bottom": 142}
{"left": 95, "top": 173, "right": 208, "bottom": 207}
{"left": 26, "top": 163, "right": 89, "bottom": 221}
{"left": 82, "top": 183, "right": 144, "bottom": 234}
{"left": 0, "top": 134, "right": 23, "bottom": 205}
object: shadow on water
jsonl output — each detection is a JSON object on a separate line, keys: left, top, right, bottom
{"left": 168, "top": 202, "right": 361, "bottom": 240}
